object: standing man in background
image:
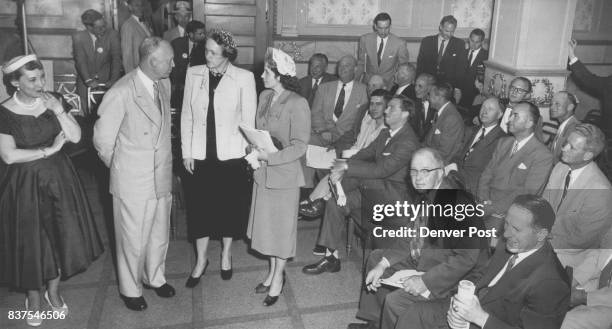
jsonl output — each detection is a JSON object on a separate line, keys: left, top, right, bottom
{"left": 459, "top": 28, "right": 488, "bottom": 108}
{"left": 356, "top": 12, "right": 409, "bottom": 86}
{"left": 121, "top": 0, "right": 153, "bottom": 72}
{"left": 170, "top": 20, "right": 206, "bottom": 110}
{"left": 163, "top": 1, "right": 192, "bottom": 42}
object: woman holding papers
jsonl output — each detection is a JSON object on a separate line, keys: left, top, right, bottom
{"left": 180, "top": 29, "right": 257, "bottom": 287}
{"left": 247, "top": 48, "right": 310, "bottom": 306}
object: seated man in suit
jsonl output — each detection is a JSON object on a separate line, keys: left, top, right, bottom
{"left": 367, "top": 74, "right": 387, "bottom": 96}
{"left": 459, "top": 28, "right": 488, "bottom": 108}
{"left": 300, "top": 89, "right": 391, "bottom": 220}
{"left": 416, "top": 15, "right": 466, "bottom": 90}
{"left": 162, "top": 1, "right": 191, "bottom": 42}
{"left": 498, "top": 77, "right": 533, "bottom": 133}
{"left": 302, "top": 96, "right": 419, "bottom": 275}
{"left": 170, "top": 20, "right": 206, "bottom": 110}
{"left": 413, "top": 73, "right": 437, "bottom": 140}
{"left": 356, "top": 12, "right": 409, "bottom": 86}
{"left": 549, "top": 91, "right": 581, "bottom": 164}
{"left": 423, "top": 82, "right": 465, "bottom": 164}
{"left": 347, "top": 147, "right": 489, "bottom": 329}
{"left": 478, "top": 102, "right": 553, "bottom": 233}
{"left": 543, "top": 123, "right": 612, "bottom": 267}
{"left": 395, "top": 194, "right": 570, "bottom": 329}
{"left": 562, "top": 249, "right": 612, "bottom": 329}
{"left": 451, "top": 97, "right": 506, "bottom": 195}
{"left": 73, "top": 9, "right": 121, "bottom": 114}
{"left": 390, "top": 63, "right": 416, "bottom": 99}
{"left": 298, "top": 53, "right": 337, "bottom": 107}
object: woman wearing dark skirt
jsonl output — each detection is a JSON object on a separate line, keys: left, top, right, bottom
{"left": 181, "top": 29, "right": 257, "bottom": 286}
{"left": 248, "top": 48, "right": 310, "bottom": 306}
{"left": 0, "top": 54, "right": 103, "bottom": 327}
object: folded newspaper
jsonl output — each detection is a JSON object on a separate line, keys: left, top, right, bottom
{"left": 380, "top": 269, "right": 425, "bottom": 289}
{"left": 239, "top": 124, "right": 278, "bottom": 154}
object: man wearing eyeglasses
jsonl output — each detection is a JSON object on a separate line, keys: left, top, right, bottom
{"left": 478, "top": 102, "right": 553, "bottom": 235}
{"left": 498, "top": 77, "right": 532, "bottom": 133}
{"left": 347, "top": 148, "right": 488, "bottom": 329}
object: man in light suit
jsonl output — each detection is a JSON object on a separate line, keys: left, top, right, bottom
{"left": 121, "top": 0, "right": 153, "bottom": 73}
{"left": 93, "top": 37, "right": 175, "bottom": 311}
{"left": 543, "top": 123, "right": 612, "bottom": 267}
{"left": 72, "top": 9, "right": 122, "bottom": 114}
{"left": 549, "top": 91, "right": 581, "bottom": 164}
{"left": 423, "top": 82, "right": 465, "bottom": 164}
{"left": 162, "top": 1, "right": 191, "bottom": 43}
{"left": 395, "top": 195, "right": 570, "bottom": 329}
{"left": 298, "top": 53, "right": 337, "bottom": 107}
{"left": 562, "top": 249, "right": 612, "bottom": 329}
{"left": 302, "top": 96, "right": 420, "bottom": 275}
{"left": 478, "top": 102, "right": 553, "bottom": 232}
{"left": 459, "top": 28, "right": 488, "bottom": 108}
{"left": 356, "top": 12, "right": 409, "bottom": 86}
{"left": 416, "top": 15, "right": 467, "bottom": 89}
{"left": 452, "top": 97, "right": 506, "bottom": 195}
{"left": 346, "top": 148, "right": 489, "bottom": 329}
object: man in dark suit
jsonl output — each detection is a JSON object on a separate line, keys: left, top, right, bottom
{"left": 347, "top": 148, "right": 489, "bottom": 329}
{"left": 413, "top": 73, "right": 437, "bottom": 140}
{"left": 549, "top": 91, "right": 581, "bottom": 164}
{"left": 544, "top": 123, "right": 612, "bottom": 267}
{"left": 356, "top": 12, "right": 410, "bottom": 86}
{"left": 302, "top": 96, "right": 420, "bottom": 275}
{"left": 169, "top": 20, "right": 206, "bottom": 110}
{"left": 423, "top": 82, "right": 465, "bottom": 164}
{"left": 459, "top": 28, "right": 488, "bottom": 108}
{"left": 389, "top": 63, "right": 416, "bottom": 100}
{"left": 72, "top": 9, "right": 122, "bottom": 114}
{"left": 478, "top": 102, "right": 553, "bottom": 233}
{"left": 416, "top": 15, "right": 467, "bottom": 89}
{"left": 452, "top": 97, "right": 506, "bottom": 195}
{"left": 298, "top": 53, "right": 337, "bottom": 107}
{"left": 395, "top": 194, "right": 570, "bottom": 329}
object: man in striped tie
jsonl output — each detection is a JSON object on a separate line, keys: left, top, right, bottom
{"left": 542, "top": 123, "right": 612, "bottom": 268}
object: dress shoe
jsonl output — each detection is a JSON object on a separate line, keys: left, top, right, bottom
{"left": 312, "top": 245, "right": 326, "bottom": 256}
{"left": 254, "top": 282, "right": 270, "bottom": 294}
{"left": 298, "top": 198, "right": 325, "bottom": 218}
{"left": 120, "top": 295, "right": 147, "bottom": 311}
{"left": 221, "top": 255, "right": 233, "bottom": 280}
{"left": 25, "top": 297, "right": 43, "bottom": 327}
{"left": 186, "top": 260, "right": 209, "bottom": 288}
{"left": 302, "top": 255, "right": 341, "bottom": 275}
{"left": 145, "top": 283, "right": 176, "bottom": 298}
{"left": 44, "top": 291, "right": 69, "bottom": 317}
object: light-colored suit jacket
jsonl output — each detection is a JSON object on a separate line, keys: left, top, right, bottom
{"left": 356, "top": 32, "right": 409, "bottom": 85}
{"left": 120, "top": 16, "right": 151, "bottom": 72}
{"left": 310, "top": 80, "right": 368, "bottom": 146}
{"left": 549, "top": 115, "right": 580, "bottom": 164}
{"left": 478, "top": 135, "right": 553, "bottom": 215}
{"left": 93, "top": 69, "right": 172, "bottom": 200}
{"left": 254, "top": 89, "right": 310, "bottom": 189}
{"left": 423, "top": 102, "right": 465, "bottom": 164}
{"left": 163, "top": 26, "right": 182, "bottom": 42}
{"left": 545, "top": 161, "right": 612, "bottom": 251}
{"left": 181, "top": 63, "right": 257, "bottom": 161}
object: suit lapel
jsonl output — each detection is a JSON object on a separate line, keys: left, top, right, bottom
{"left": 132, "top": 72, "right": 161, "bottom": 127}
{"left": 339, "top": 83, "right": 362, "bottom": 120}
{"left": 368, "top": 34, "right": 379, "bottom": 68}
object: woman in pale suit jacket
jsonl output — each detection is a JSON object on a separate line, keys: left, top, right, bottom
{"left": 181, "top": 29, "right": 257, "bottom": 287}
{"left": 248, "top": 48, "right": 310, "bottom": 306}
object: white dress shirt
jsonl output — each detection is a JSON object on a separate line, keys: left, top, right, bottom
{"left": 136, "top": 68, "right": 155, "bottom": 100}
{"left": 488, "top": 248, "right": 540, "bottom": 287}
{"left": 500, "top": 107, "right": 512, "bottom": 133}
{"left": 178, "top": 25, "right": 185, "bottom": 38}
{"left": 513, "top": 133, "right": 534, "bottom": 153}
{"left": 467, "top": 48, "right": 482, "bottom": 66}
{"left": 469, "top": 124, "right": 498, "bottom": 148}
{"left": 376, "top": 36, "right": 388, "bottom": 60}
{"left": 395, "top": 84, "right": 411, "bottom": 96}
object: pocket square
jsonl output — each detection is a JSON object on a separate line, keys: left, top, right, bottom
{"left": 382, "top": 152, "right": 391, "bottom": 156}
{"left": 452, "top": 53, "right": 456, "bottom": 57}
{"left": 518, "top": 163, "right": 527, "bottom": 170}
{"left": 434, "top": 129, "right": 441, "bottom": 135}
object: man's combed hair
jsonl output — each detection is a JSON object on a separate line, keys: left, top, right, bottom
{"left": 139, "top": 37, "right": 164, "bottom": 62}
{"left": 440, "top": 15, "right": 457, "bottom": 27}
{"left": 511, "top": 194, "right": 555, "bottom": 230}
{"left": 186, "top": 20, "right": 205, "bottom": 34}
{"left": 373, "top": 12, "right": 392, "bottom": 25}
{"left": 81, "top": 9, "right": 103, "bottom": 26}
{"left": 572, "top": 123, "right": 606, "bottom": 157}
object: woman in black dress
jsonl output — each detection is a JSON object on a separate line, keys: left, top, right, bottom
{"left": 181, "top": 30, "right": 257, "bottom": 286}
{"left": 0, "top": 55, "right": 103, "bottom": 326}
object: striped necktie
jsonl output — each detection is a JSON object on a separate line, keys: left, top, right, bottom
{"left": 153, "top": 81, "right": 162, "bottom": 113}
{"left": 465, "top": 127, "right": 486, "bottom": 160}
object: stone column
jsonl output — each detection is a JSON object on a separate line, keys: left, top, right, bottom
{"left": 485, "top": 0, "right": 577, "bottom": 127}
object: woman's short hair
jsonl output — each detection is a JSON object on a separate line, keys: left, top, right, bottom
{"left": 207, "top": 29, "right": 238, "bottom": 62}
{"left": 2, "top": 57, "right": 44, "bottom": 94}
{"left": 81, "top": 9, "right": 103, "bottom": 26}
{"left": 264, "top": 50, "right": 299, "bottom": 93}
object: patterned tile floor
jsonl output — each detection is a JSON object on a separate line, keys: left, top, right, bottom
{"left": 0, "top": 168, "right": 365, "bottom": 329}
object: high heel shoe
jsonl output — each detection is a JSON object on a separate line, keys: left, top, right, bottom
{"left": 220, "top": 255, "right": 232, "bottom": 280}
{"left": 263, "top": 277, "right": 285, "bottom": 307}
{"left": 186, "top": 260, "right": 209, "bottom": 288}
{"left": 25, "top": 297, "right": 43, "bottom": 327}
{"left": 44, "top": 291, "right": 69, "bottom": 317}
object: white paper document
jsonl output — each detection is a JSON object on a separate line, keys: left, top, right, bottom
{"left": 239, "top": 124, "right": 278, "bottom": 153}
{"left": 306, "top": 145, "right": 336, "bottom": 169}
{"left": 380, "top": 269, "right": 426, "bottom": 288}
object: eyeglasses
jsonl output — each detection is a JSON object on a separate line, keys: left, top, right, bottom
{"left": 410, "top": 168, "right": 443, "bottom": 176}
{"left": 509, "top": 86, "right": 529, "bottom": 94}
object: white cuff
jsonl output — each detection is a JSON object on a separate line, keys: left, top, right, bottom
{"left": 569, "top": 56, "right": 579, "bottom": 65}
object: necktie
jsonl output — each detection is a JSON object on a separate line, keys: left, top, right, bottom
{"left": 503, "top": 254, "right": 518, "bottom": 276}
{"left": 189, "top": 43, "right": 196, "bottom": 66}
{"left": 465, "top": 127, "right": 486, "bottom": 160}
{"left": 138, "top": 17, "right": 145, "bottom": 23}
{"left": 557, "top": 169, "right": 572, "bottom": 211}
{"left": 437, "top": 39, "right": 446, "bottom": 68}
{"left": 377, "top": 38, "right": 385, "bottom": 66}
{"left": 153, "top": 81, "right": 162, "bottom": 113}
{"left": 598, "top": 258, "right": 612, "bottom": 289}
{"left": 432, "top": 110, "right": 439, "bottom": 125}
{"left": 510, "top": 141, "right": 518, "bottom": 156}
{"left": 334, "top": 83, "right": 346, "bottom": 119}
{"left": 468, "top": 50, "right": 474, "bottom": 67}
